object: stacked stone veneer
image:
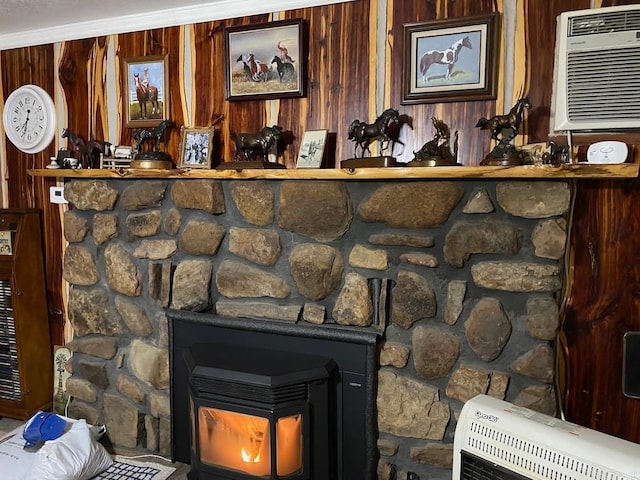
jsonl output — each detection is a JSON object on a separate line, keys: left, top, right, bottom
{"left": 61, "top": 178, "right": 569, "bottom": 479}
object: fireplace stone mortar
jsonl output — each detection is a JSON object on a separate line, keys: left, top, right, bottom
{"left": 61, "top": 178, "right": 568, "bottom": 479}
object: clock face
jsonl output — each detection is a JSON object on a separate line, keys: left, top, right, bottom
{"left": 2, "top": 85, "right": 56, "bottom": 154}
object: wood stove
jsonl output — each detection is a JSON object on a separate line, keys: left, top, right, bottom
{"left": 168, "top": 310, "right": 380, "bottom": 480}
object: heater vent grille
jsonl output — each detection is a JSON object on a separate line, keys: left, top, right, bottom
{"left": 192, "top": 376, "right": 308, "bottom": 405}
{"left": 566, "top": 47, "right": 640, "bottom": 122}
{"left": 463, "top": 420, "right": 635, "bottom": 480}
{"left": 568, "top": 10, "right": 640, "bottom": 36}
{"left": 461, "top": 452, "right": 528, "bottom": 480}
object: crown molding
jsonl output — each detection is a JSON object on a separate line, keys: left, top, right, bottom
{"left": 0, "top": 0, "right": 351, "bottom": 50}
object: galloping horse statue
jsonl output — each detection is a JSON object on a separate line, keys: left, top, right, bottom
{"left": 133, "top": 73, "right": 159, "bottom": 119}
{"left": 348, "top": 108, "right": 400, "bottom": 158}
{"left": 420, "top": 35, "right": 472, "bottom": 82}
{"left": 476, "top": 96, "right": 531, "bottom": 144}
{"left": 233, "top": 125, "right": 283, "bottom": 162}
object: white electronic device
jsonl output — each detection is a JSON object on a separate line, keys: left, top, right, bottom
{"left": 586, "top": 140, "right": 628, "bottom": 164}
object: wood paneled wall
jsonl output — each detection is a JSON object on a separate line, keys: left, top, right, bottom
{"left": 3, "top": 0, "right": 640, "bottom": 443}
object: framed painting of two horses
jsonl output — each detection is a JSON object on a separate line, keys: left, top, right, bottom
{"left": 224, "top": 19, "right": 306, "bottom": 101}
{"left": 123, "top": 55, "right": 169, "bottom": 127}
{"left": 401, "top": 13, "right": 500, "bottom": 105}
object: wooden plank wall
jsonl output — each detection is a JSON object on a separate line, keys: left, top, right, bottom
{"left": 3, "top": 0, "right": 640, "bottom": 442}
{"left": 0, "top": 45, "right": 65, "bottom": 345}
{"left": 559, "top": 0, "right": 640, "bottom": 443}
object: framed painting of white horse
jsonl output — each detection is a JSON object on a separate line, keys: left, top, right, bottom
{"left": 123, "top": 55, "right": 169, "bottom": 127}
{"left": 401, "top": 13, "right": 499, "bottom": 105}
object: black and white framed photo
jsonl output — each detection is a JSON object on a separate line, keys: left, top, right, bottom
{"left": 402, "top": 13, "right": 499, "bottom": 104}
{"left": 178, "top": 126, "right": 215, "bottom": 169}
{"left": 296, "top": 129, "right": 328, "bottom": 168}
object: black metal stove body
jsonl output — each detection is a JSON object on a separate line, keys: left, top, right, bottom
{"left": 168, "top": 310, "right": 380, "bottom": 480}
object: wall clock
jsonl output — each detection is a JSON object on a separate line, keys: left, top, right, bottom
{"left": 2, "top": 84, "right": 56, "bottom": 154}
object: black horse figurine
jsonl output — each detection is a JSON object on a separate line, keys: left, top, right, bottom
{"left": 133, "top": 120, "right": 174, "bottom": 153}
{"left": 233, "top": 125, "right": 283, "bottom": 162}
{"left": 476, "top": 96, "right": 531, "bottom": 145}
{"left": 348, "top": 108, "right": 400, "bottom": 158}
{"left": 477, "top": 96, "right": 532, "bottom": 165}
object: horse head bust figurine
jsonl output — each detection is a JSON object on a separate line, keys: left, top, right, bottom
{"left": 233, "top": 125, "right": 283, "bottom": 163}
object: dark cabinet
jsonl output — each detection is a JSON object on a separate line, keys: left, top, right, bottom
{"left": 0, "top": 209, "right": 52, "bottom": 419}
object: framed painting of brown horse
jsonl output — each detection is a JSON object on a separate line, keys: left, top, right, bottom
{"left": 401, "top": 13, "right": 500, "bottom": 105}
{"left": 123, "top": 55, "right": 169, "bottom": 127}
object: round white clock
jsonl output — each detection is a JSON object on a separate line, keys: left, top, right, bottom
{"left": 2, "top": 84, "right": 56, "bottom": 154}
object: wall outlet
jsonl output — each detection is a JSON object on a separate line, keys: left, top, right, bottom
{"left": 49, "top": 186, "right": 68, "bottom": 204}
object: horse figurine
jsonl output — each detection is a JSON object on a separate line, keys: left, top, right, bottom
{"left": 348, "top": 108, "right": 400, "bottom": 158}
{"left": 133, "top": 119, "right": 174, "bottom": 153}
{"left": 233, "top": 125, "right": 282, "bottom": 162}
{"left": 476, "top": 96, "right": 531, "bottom": 145}
{"left": 420, "top": 35, "right": 472, "bottom": 82}
{"left": 61, "top": 128, "right": 91, "bottom": 168}
{"left": 412, "top": 117, "right": 458, "bottom": 165}
{"left": 133, "top": 73, "right": 159, "bottom": 119}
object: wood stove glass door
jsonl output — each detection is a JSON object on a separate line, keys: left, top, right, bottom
{"left": 196, "top": 406, "right": 304, "bottom": 478}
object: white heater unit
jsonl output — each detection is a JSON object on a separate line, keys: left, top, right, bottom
{"left": 552, "top": 4, "right": 640, "bottom": 132}
{"left": 453, "top": 395, "right": 640, "bottom": 480}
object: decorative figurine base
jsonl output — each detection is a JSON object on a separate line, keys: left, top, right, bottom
{"left": 480, "top": 144, "right": 524, "bottom": 166}
{"left": 131, "top": 151, "right": 173, "bottom": 169}
{"left": 341, "top": 156, "right": 398, "bottom": 169}
{"left": 216, "top": 161, "right": 286, "bottom": 171}
{"left": 406, "top": 158, "right": 460, "bottom": 167}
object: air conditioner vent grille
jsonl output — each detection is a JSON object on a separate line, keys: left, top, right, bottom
{"left": 464, "top": 420, "right": 635, "bottom": 480}
{"left": 568, "top": 11, "right": 640, "bottom": 36}
{"left": 566, "top": 47, "right": 640, "bottom": 122}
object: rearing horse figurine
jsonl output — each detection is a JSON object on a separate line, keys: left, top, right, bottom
{"left": 348, "top": 108, "right": 400, "bottom": 158}
{"left": 476, "top": 96, "right": 532, "bottom": 144}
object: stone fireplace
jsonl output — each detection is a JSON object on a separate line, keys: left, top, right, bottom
{"left": 61, "top": 178, "right": 567, "bottom": 479}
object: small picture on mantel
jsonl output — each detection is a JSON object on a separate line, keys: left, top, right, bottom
{"left": 296, "top": 130, "right": 328, "bottom": 168}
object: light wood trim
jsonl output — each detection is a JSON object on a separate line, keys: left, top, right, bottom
{"left": 28, "top": 163, "right": 640, "bottom": 180}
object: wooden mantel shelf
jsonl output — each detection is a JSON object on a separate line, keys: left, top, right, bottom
{"left": 28, "top": 163, "right": 639, "bottom": 180}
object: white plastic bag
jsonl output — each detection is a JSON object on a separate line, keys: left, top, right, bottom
{"left": 24, "top": 417, "right": 113, "bottom": 480}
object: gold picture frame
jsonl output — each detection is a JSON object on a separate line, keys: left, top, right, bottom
{"left": 178, "top": 126, "right": 215, "bottom": 169}
{"left": 123, "top": 55, "right": 169, "bottom": 127}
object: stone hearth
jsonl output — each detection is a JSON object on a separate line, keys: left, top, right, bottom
{"left": 61, "top": 178, "right": 567, "bottom": 479}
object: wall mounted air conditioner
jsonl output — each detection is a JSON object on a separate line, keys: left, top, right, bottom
{"left": 552, "top": 4, "right": 640, "bottom": 132}
{"left": 453, "top": 395, "right": 640, "bottom": 480}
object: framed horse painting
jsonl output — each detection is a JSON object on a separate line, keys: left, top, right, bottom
{"left": 401, "top": 13, "right": 500, "bottom": 105}
{"left": 224, "top": 19, "right": 306, "bottom": 101}
{"left": 123, "top": 55, "right": 169, "bottom": 127}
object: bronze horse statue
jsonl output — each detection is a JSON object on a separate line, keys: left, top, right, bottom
{"left": 233, "top": 125, "right": 282, "bottom": 162}
{"left": 133, "top": 120, "right": 174, "bottom": 152}
{"left": 133, "top": 73, "right": 159, "bottom": 119}
{"left": 348, "top": 108, "right": 400, "bottom": 158}
{"left": 476, "top": 96, "right": 531, "bottom": 144}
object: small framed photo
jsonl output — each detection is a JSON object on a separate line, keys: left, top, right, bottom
{"left": 225, "top": 19, "right": 306, "bottom": 101}
{"left": 296, "top": 130, "right": 328, "bottom": 168}
{"left": 178, "top": 126, "right": 215, "bottom": 169}
{"left": 402, "top": 13, "right": 499, "bottom": 104}
{"left": 123, "top": 55, "right": 169, "bottom": 127}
